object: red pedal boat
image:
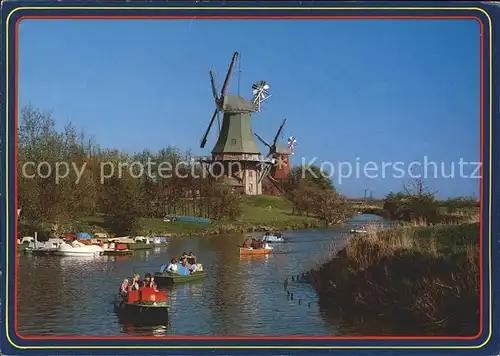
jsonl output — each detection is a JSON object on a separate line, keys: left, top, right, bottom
{"left": 116, "top": 287, "right": 170, "bottom": 325}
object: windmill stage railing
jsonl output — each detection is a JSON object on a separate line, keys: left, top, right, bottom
{"left": 197, "top": 154, "right": 275, "bottom": 163}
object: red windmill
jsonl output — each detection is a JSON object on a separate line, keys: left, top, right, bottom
{"left": 254, "top": 119, "right": 296, "bottom": 189}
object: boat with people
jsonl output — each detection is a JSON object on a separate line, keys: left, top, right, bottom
{"left": 240, "top": 236, "right": 273, "bottom": 255}
{"left": 154, "top": 252, "right": 205, "bottom": 287}
{"left": 53, "top": 240, "right": 104, "bottom": 256}
{"left": 261, "top": 231, "right": 284, "bottom": 243}
{"left": 116, "top": 276, "right": 169, "bottom": 325}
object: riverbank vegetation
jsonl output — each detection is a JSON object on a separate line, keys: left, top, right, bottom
{"left": 311, "top": 183, "right": 480, "bottom": 335}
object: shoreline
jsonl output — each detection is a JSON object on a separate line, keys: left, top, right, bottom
{"left": 20, "top": 216, "right": 326, "bottom": 240}
{"left": 167, "top": 219, "right": 324, "bottom": 237}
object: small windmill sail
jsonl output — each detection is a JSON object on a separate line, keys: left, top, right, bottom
{"left": 287, "top": 136, "right": 297, "bottom": 155}
{"left": 251, "top": 80, "right": 271, "bottom": 112}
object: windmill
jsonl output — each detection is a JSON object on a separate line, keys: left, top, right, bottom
{"left": 254, "top": 119, "right": 295, "bottom": 186}
{"left": 198, "top": 51, "right": 277, "bottom": 195}
{"left": 255, "top": 118, "right": 287, "bottom": 162}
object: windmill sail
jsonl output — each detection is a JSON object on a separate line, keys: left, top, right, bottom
{"left": 200, "top": 52, "right": 239, "bottom": 148}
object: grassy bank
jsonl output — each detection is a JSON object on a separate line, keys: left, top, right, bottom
{"left": 310, "top": 221, "right": 480, "bottom": 336}
{"left": 26, "top": 195, "right": 321, "bottom": 238}
{"left": 359, "top": 205, "right": 480, "bottom": 225}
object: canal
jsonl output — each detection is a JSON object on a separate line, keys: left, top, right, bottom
{"left": 17, "top": 215, "right": 383, "bottom": 336}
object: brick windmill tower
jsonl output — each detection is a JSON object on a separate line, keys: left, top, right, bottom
{"left": 199, "top": 52, "right": 275, "bottom": 195}
{"left": 254, "top": 119, "right": 296, "bottom": 193}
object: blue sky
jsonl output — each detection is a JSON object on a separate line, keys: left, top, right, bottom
{"left": 18, "top": 19, "right": 480, "bottom": 198}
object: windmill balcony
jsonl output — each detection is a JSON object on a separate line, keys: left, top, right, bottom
{"left": 198, "top": 154, "right": 274, "bottom": 164}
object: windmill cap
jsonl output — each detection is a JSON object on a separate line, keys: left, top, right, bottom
{"left": 276, "top": 145, "right": 291, "bottom": 155}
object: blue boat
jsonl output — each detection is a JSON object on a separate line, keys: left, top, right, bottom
{"left": 163, "top": 215, "right": 211, "bottom": 224}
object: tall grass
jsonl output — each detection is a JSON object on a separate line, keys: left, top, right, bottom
{"left": 311, "top": 222, "right": 480, "bottom": 335}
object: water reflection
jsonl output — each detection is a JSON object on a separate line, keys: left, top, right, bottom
{"left": 239, "top": 253, "right": 270, "bottom": 262}
{"left": 167, "top": 281, "right": 204, "bottom": 300}
{"left": 120, "top": 321, "right": 171, "bottom": 336}
{"left": 17, "top": 215, "right": 386, "bottom": 336}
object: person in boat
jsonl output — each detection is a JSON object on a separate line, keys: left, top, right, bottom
{"left": 183, "top": 253, "right": 197, "bottom": 273}
{"left": 119, "top": 278, "right": 129, "bottom": 295}
{"left": 189, "top": 263, "right": 196, "bottom": 274}
{"left": 253, "top": 239, "right": 263, "bottom": 249}
{"left": 181, "top": 253, "right": 192, "bottom": 272}
{"left": 187, "top": 252, "right": 197, "bottom": 265}
{"left": 130, "top": 273, "right": 141, "bottom": 291}
{"left": 177, "top": 258, "right": 191, "bottom": 276}
{"left": 142, "top": 272, "right": 157, "bottom": 290}
{"left": 243, "top": 236, "right": 252, "bottom": 248}
{"left": 150, "top": 276, "right": 158, "bottom": 291}
{"left": 166, "top": 257, "right": 178, "bottom": 273}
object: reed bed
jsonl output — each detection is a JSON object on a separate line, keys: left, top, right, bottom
{"left": 311, "top": 221, "right": 480, "bottom": 335}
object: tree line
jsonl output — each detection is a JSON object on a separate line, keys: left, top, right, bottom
{"left": 284, "top": 165, "right": 355, "bottom": 226}
{"left": 18, "top": 105, "right": 243, "bottom": 235}
{"left": 382, "top": 177, "right": 479, "bottom": 224}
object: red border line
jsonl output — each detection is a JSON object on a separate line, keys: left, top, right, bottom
{"left": 12, "top": 14, "right": 485, "bottom": 342}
